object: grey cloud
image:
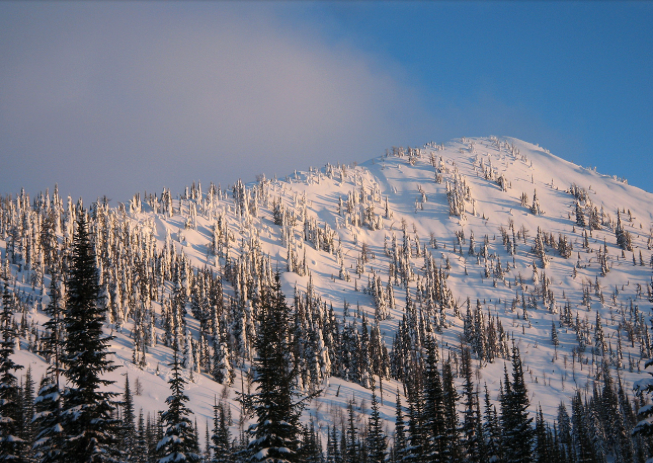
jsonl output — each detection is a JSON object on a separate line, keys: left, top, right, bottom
{"left": 0, "top": 3, "right": 432, "bottom": 202}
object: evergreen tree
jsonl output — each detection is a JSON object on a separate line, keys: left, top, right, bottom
{"left": 501, "top": 345, "right": 534, "bottom": 463}
{"left": 422, "top": 338, "right": 445, "bottom": 462}
{"left": 299, "top": 420, "right": 322, "bottom": 463}
{"left": 22, "top": 366, "right": 36, "bottom": 459}
{"left": 575, "top": 202, "right": 586, "bottom": 228}
{"left": 634, "top": 355, "right": 653, "bottom": 459}
{"left": 0, "top": 280, "right": 25, "bottom": 462}
{"left": 534, "top": 406, "right": 551, "bottom": 463}
{"left": 442, "top": 361, "right": 461, "bottom": 463}
{"left": 367, "top": 384, "right": 387, "bottom": 463}
{"left": 460, "top": 348, "right": 479, "bottom": 462}
{"left": 33, "top": 374, "right": 65, "bottom": 463}
{"left": 121, "top": 375, "right": 136, "bottom": 460}
{"left": 210, "top": 401, "right": 232, "bottom": 463}
{"left": 243, "top": 274, "right": 313, "bottom": 462}
{"left": 482, "top": 383, "right": 501, "bottom": 463}
{"left": 156, "top": 343, "right": 200, "bottom": 463}
{"left": 345, "top": 400, "right": 359, "bottom": 463}
{"left": 392, "top": 391, "right": 407, "bottom": 463}
{"left": 60, "top": 211, "right": 120, "bottom": 463}
{"left": 134, "top": 410, "right": 148, "bottom": 463}
{"left": 42, "top": 273, "right": 66, "bottom": 385}
{"left": 571, "top": 391, "right": 595, "bottom": 463}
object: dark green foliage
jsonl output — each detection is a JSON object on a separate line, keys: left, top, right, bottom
{"left": 61, "top": 212, "right": 120, "bottom": 463}
{"left": 442, "top": 361, "right": 462, "bottom": 463}
{"left": 121, "top": 375, "right": 136, "bottom": 460}
{"left": 0, "top": 280, "right": 26, "bottom": 463}
{"left": 500, "top": 345, "right": 534, "bottom": 463}
{"left": 156, "top": 345, "right": 200, "bottom": 463}
{"left": 210, "top": 401, "right": 232, "bottom": 463}
{"left": 422, "top": 339, "right": 445, "bottom": 462}
{"left": 32, "top": 374, "right": 65, "bottom": 463}
{"left": 243, "top": 274, "right": 314, "bottom": 463}
{"left": 392, "top": 391, "right": 407, "bottom": 463}
{"left": 366, "top": 385, "right": 387, "bottom": 463}
{"left": 460, "top": 348, "right": 480, "bottom": 462}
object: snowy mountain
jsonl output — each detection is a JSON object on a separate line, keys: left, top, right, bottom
{"left": 3, "top": 136, "right": 653, "bottom": 461}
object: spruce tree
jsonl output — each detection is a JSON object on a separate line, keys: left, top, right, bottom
{"left": 502, "top": 345, "right": 534, "bottom": 463}
{"left": 0, "top": 280, "right": 25, "bottom": 462}
{"left": 156, "top": 343, "right": 200, "bottom": 463}
{"left": 422, "top": 338, "right": 445, "bottom": 462}
{"left": 121, "top": 375, "right": 136, "bottom": 460}
{"left": 442, "top": 361, "right": 462, "bottom": 463}
{"left": 393, "top": 390, "right": 407, "bottom": 463}
{"left": 460, "top": 348, "right": 480, "bottom": 462}
{"left": 134, "top": 410, "right": 148, "bottom": 463}
{"left": 33, "top": 374, "right": 65, "bottom": 463}
{"left": 367, "top": 384, "right": 387, "bottom": 463}
{"left": 243, "top": 274, "right": 313, "bottom": 462}
{"left": 210, "top": 401, "right": 232, "bottom": 463}
{"left": 60, "top": 211, "right": 119, "bottom": 463}
{"left": 23, "top": 366, "right": 36, "bottom": 452}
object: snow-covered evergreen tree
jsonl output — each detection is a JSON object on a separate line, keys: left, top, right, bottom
{"left": 0, "top": 279, "right": 25, "bottom": 462}
{"left": 60, "top": 212, "right": 120, "bottom": 463}
{"left": 156, "top": 343, "right": 200, "bottom": 463}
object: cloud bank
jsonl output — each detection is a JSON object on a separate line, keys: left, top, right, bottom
{"left": 0, "top": 3, "right": 432, "bottom": 201}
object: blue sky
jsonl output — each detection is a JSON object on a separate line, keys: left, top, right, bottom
{"left": 1, "top": 2, "right": 651, "bottom": 201}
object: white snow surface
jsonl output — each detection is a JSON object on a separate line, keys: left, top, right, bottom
{"left": 7, "top": 136, "right": 653, "bottom": 447}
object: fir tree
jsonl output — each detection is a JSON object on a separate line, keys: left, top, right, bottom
{"left": 60, "top": 211, "right": 120, "bottom": 463}
{"left": 422, "top": 338, "right": 445, "bottom": 462}
{"left": 32, "top": 374, "right": 65, "bottom": 463}
{"left": 501, "top": 345, "right": 534, "bottom": 463}
{"left": 367, "top": 384, "right": 387, "bottom": 463}
{"left": 0, "top": 280, "right": 25, "bottom": 462}
{"left": 460, "top": 348, "right": 480, "bottom": 463}
{"left": 134, "top": 410, "right": 148, "bottom": 463}
{"left": 22, "top": 366, "right": 36, "bottom": 458}
{"left": 392, "top": 390, "right": 407, "bottom": 463}
{"left": 121, "top": 375, "right": 136, "bottom": 460}
{"left": 442, "top": 361, "right": 462, "bottom": 463}
{"left": 210, "top": 401, "right": 232, "bottom": 463}
{"left": 156, "top": 343, "right": 200, "bottom": 463}
{"left": 243, "top": 274, "right": 314, "bottom": 462}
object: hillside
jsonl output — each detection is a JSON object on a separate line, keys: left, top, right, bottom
{"left": 3, "top": 136, "right": 653, "bottom": 460}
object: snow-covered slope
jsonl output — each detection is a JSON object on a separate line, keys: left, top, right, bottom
{"left": 5, "top": 136, "right": 653, "bottom": 448}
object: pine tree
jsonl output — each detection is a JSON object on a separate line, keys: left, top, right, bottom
{"left": 442, "top": 361, "right": 462, "bottom": 463}
{"left": 482, "top": 383, "right": 501, "bottom": 463}
{"left": 156, "top": 343, "right": 200, "bottom": 463}
{"left": 460, "top": 348, "right": 480, "bottom": 463}
{"left": 367, "top": 384, "right": 387, "bottom": 463}
{"left": 22, "top": 366, "right": 36, "bottom": 458}
{"left": 575, "top": 202, "right": 586, "bottom": 228}
{"left": 345, "top": 400, "right": 359, "bottom": 463}
{"left": 0, "top": 279, "right": 26, "bottom": 462}
{"left": 551, "top": 322, "right": 559, "bottom": 350}
{"left": 534, "top": 406, "right": 551, "bottom": 463}
{"left": 210, "top": 401, "right": 232, "bottom": 463}
{"left": 33, "top": 374, "right": 65, "bottom": 463}
{"left": 299, "top": 420, "right": 322, "bottom": 463}
{"left": 634, "top": 355, "right": 653, "bottom": 457}
{"left": 422, "top": 338, "right": 445, "bottom": 462}
{"left": 615, "top": 210, "right": 633, "bottom": 251}
{"left": 501, "top": 345, "right": 534, "bottom": 463}
{"left": 134, "top": 410, "right": 148, "bottom": 463}
{"left": 243, "top": 274, "right": 313, "bottom": 462}
{"left": 121, "top": 375, "right": 136, "bottom": 460}
{"left": 392, "top": 390, "right": 407, "bottom": 463}
{"left": 60, "top": 211, "right": 120, "bottom": 463}
{"left": 571, "top": 391, "right": 595, "bottom": 463}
